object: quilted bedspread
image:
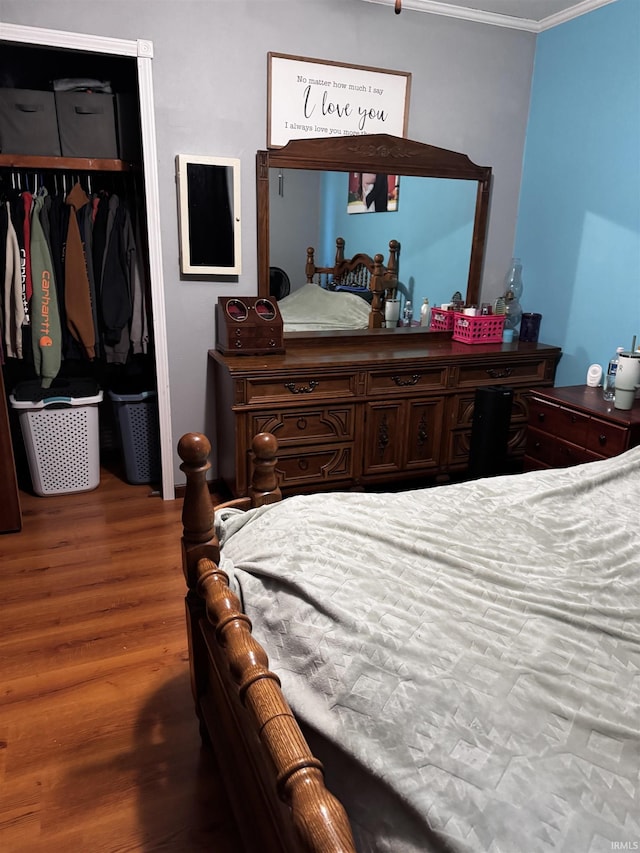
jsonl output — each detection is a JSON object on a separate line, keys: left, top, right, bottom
{"left": 217, "top": 449, "right": 640, "bottom": 853}
{"left": 278, "top": 283, "right": 371, "bottom": 331}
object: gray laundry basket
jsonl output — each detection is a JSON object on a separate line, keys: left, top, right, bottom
{"left": 108, "top": 390, "right": 161, "bottom": 484}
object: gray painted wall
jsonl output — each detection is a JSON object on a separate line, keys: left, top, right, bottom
{"left": 1, "top": 0, "right": 536, "bottom": 483}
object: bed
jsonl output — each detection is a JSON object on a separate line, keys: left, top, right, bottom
{"left": 178, "top": 431, "right": 640, "bottom": 853}
{"left": 277, "top": 237, "right": 399, "bottom": 332}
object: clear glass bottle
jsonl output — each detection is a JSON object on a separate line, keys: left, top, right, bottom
{"left": 403, "top": 300, "right": 413, "bottom": 326}
{"left": 503, "top": 290, "right": 522, "bottom": 332}
{"left": 603, "top": 346, "right": 624, "bottom": 401}
{"left": 504, "top": 257, "right": 524, "bottom": 300}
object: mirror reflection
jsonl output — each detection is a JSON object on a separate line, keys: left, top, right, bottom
{"left": 256, "top": 134, "right": 492, "bottom": 339}
{"left": 269, "top": 168, "right": 477, "bottom": 315}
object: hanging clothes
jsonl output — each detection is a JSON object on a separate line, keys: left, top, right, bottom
{"left": 129, "top": 212, "right": 148, "bottom": 356}
{"left": 0, "top": 169, "right": 152, "bottom": 377}
{"left": 21, "top": 191, "right": 33, "bottom": 321}
{"left": 3, "top": 203, "right": 24, "bottom": 359}
{"left": 30, "top": 190, "right": 62, "bottom": 387}
{"left": 101, "top": 196, "right": 133, "bottom": 363}
{"left": 64, "top": 182, "right": 95, "bottom": 360}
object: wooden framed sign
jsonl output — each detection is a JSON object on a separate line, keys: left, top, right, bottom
{"left": 267, "top": 52, "right": 411, "bottom": 148}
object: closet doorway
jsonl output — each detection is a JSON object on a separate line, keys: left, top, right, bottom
{"left": 0, "top": 22, "right": 174, "bottom": 499}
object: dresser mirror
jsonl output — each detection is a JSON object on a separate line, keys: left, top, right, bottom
{"left": 256, "top": 134, "right": 492, "bottom": 336}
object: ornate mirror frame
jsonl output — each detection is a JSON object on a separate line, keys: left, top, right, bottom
{"left": 256, "top": 133, "right": 492, "bottom": 334}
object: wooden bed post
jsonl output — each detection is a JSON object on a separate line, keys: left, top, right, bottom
{"left": 178, "top": 432, "right": 219, "bottom": 589}
{"left": 249, "top": 432, "right": 282, "bottom": 506}
{"left": 368, "top": 252, "right": 386, "bottom": 329}
{"left": 177, "top": 431, "right": 357, "bottom": 853}
{"left": 305, "top": 246, "right": 316, "bottom": 283}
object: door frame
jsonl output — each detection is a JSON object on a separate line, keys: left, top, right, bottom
{"left": 0, "top": 21, "right": 175, "bottom": 498}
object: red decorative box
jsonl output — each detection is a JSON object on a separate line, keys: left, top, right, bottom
{"left": 452, "top": 312, "right": 506, "bottom": 344}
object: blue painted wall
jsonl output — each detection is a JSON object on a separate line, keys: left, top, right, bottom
{"left": 319, "top": 171, "right": 476, "bottom": 311}
{"left": 516, "top": 0, "right": 640, "bottom": 385}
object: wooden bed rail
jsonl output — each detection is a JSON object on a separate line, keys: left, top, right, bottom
{"left": 178, "top": 432, "right": 356, "bottom": 853}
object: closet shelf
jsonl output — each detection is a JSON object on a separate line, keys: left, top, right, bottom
{"left": 0, "top": 154, "right": 138, "bottom": 172}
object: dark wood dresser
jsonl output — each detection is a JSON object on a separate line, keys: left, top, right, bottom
{"left": 211, "top": 333, "right": 561, "bottom": 496}
{"left": 525, "top": 385, "right": 640, "bottom": 471}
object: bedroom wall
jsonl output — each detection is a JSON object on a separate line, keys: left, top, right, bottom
{"left": 0, "top": 0, "right": 537, "bottom": 482}
{"left": 515, "top": 0, "right": 640, "bottom": 386}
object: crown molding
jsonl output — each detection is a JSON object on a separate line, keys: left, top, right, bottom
{"left": 360, "top": 0, "right": 618, "bottom": 32}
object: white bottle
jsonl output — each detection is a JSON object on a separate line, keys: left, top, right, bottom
{"left": 603, "top": 346, "right": 624, "bottom": 401}
{"left": 403, "top": 301, "right": 413, "bottom": 326}
{"left": 420, "top": 298, "right": 431, "bottom": 328}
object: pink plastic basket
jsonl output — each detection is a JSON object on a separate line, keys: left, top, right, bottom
{"left": 430, "top": 308, "right": 455, "bottom": 331}
{"left": 452, "top": 312, "right": 505, "bottom": 344}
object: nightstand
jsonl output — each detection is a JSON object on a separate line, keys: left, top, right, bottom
{"left": 524, "top": 385, "right": 640, "bottom": 471}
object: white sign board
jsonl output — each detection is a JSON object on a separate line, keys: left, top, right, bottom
{"left": 268, "top": 53, "right": 411, "bottom": 149}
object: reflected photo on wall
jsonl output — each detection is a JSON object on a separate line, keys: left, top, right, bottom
{"left": 347, "top": 172, "right": 399, "bottom": 214}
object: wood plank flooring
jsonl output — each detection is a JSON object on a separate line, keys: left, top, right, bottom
{"left": 0, "top": 465, "right": 243, "bottom": 852}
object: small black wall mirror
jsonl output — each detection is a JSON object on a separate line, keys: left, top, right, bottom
{"left": 176, "top": 154, "right": 241, "bottom": 275}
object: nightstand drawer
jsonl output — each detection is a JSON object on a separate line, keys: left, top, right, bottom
{"left": 525, "top": 426, "right": 557, "bottom": 467}
{"left": 529, "top": 398, "right": 589, "bottom": 445}
{"left": 585, "top": 417, "right": 629, "bottom": 457}
{"left": 525, "top": 427, "right": 596, "bottom": 467}
{"left": 249, "top": 406, "right": 356, "bottom": 446}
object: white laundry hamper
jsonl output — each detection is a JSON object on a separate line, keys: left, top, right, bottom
{"left": 10, "top": 383, "right": 103, "bottom": 496}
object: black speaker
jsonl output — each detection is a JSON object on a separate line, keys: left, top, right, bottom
{"left": 468, "top": 385, "right": 514, "bottom": 479}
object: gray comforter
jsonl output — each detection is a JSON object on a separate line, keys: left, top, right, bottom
{"left": 218, "top": 449, "right": 640, "bottom": 853}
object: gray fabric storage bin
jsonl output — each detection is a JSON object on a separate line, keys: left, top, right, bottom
{"left": 54, "top": 91, "right": 118, "bottom": 158}
{"left": 114, "top": 93, "right": 141, "bottom": 161}
{"left": 0, "top": 88, "right": 62, "bottom": 156}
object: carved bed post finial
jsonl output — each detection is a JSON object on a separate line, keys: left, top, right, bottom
{"left": 178, "top": 432, "right": 219, "bottom": 587}
{"left": 335, "top": 236, "right": 345, "bottom": 266}
{"left": 306, "top": 246, "right": 316, "bottom": 283}
{"left": 249, "top": 432, "right": 282, "bottom": 506}
{"left": 368, "top": 253, "right": 386, "bottom": 329}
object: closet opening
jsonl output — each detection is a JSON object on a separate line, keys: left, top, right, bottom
{"left": 0, "top": 31, "right": 170, "bottom": 501}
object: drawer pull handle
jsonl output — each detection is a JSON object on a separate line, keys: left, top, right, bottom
{"left": 570, "top": 414, "right": 578, "bottom": 423}
{"left": 534, "top": 441, "right": 541, "bottom": 450}
{"left": 598, "top": 434, "right": 607, "bottom": 445}
{"left": 298, "top": 459, "right": 309, "bottom": 471}
{"left": 391, "top": 374, "right": 420, "bottom": 387}
{"left": 537, "top": 412, "right": 546, "bottom": 422}
{"left": 297, "top": 417, "right": 308, "bottom": 430}
{"left": 284, "top": 380, "right": 319, "bottom": 394}
{"left": 486, "top": 367, "right": 512, "bottom": 379}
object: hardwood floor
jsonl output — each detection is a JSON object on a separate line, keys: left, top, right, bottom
{"left": 0, "top": 463, "right": 243, "bottom": 852}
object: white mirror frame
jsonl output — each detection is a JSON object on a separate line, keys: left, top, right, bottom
{"left": 176, "top": 154, "right": 242, "bottom": 275}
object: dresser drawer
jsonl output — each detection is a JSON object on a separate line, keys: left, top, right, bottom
{"left": 526, "top": 427, "right": 597, "bottom": 468}
{"left": 528, "top": 398, "right": 589, "bottom": 446}
{"left": 274, "top": 444, "right": 354, "bottom": 488}
{"left": 243, "top": 372, "right": 358, "bottom": 404}
{"left": 456, "top": 358, "right": 550, "bottom": 388}
{"left": 448, "top": 389, "right": 530, "bottom": 429}
{"left": 366, "top": 365, "right": 446, "bottom": 395}
{"left": 585, "top": 417, "right": 629, "bottom": 457}
{"left": 249, "top": 406, "right": 356, "bottom": 446}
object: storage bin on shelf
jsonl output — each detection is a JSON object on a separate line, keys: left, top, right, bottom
{"left": 430, "top": 308, "right": 455, "bottom": 331}
{"left": 108, "top": 390, "right": 161, "bottom": 484}
{"left": 10, "top": 379, "right": 102, "bottom": 496}
{"left": 452, "top": 312, "right": 506, "bottom": 344}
